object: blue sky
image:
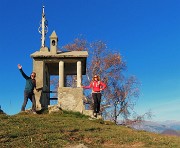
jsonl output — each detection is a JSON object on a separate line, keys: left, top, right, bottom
{"left": 0, "top": 0, "right": 180, "bottom": 121}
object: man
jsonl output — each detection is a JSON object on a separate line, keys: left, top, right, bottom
{"left": 18, "top": 64, "right": 37, "bottom": 114}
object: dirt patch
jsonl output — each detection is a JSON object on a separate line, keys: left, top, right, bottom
{"left": 65, "top": 143, "right": 88, "bottom": 148}
{"left": 102, "top": 141, "right": 145, "bottom": 148}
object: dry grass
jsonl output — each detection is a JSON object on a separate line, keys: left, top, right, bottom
{"left": 0, "top": 111, "right": 180, "bottom": 148}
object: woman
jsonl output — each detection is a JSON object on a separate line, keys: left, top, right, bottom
{"left": 82, "top": 75, "right": 107, "bottom": 117}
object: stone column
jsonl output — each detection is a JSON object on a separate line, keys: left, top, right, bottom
{"left": 32, "top": 60, "right": 44, "bottom": 110}
{"left": 59, "top": 61, "right": 64, "bottom": 87}
{"left": 77, "top": 61, "right": 82, "bottom": 87}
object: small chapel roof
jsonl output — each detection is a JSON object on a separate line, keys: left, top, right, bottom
{"left": 31, "top": 50, "right": 88, "bottom": 58}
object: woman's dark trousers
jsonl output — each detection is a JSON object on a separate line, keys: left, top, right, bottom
{"left": 92, "top": 93, "right": 101, "bottom": 114}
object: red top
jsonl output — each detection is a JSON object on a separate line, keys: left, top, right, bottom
{"left": 83, "top": 81, "right": 107, "bottom": 93}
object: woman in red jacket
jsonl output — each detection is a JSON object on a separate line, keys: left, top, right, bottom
{"left": 82, "top": 75, "right": 107, "bottom": 117}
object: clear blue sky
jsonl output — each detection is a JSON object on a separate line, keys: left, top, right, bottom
{"left": 0, "top": 0, "right": 180, "bottom": 121}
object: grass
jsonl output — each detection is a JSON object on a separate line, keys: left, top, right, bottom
{"left": 0, "top": 111, "right": 180, "bottom": 148}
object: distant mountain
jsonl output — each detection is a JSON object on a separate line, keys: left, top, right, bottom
{"left": 162, "top": 121, "right": 180, "bottom": 131}
{"left": 131, "top": 121, "right": 166, "bottom": 133}
{"left": 130, "top": 120, "right": 180, "bottom": 135}
{"left": 161, "top": 129, "right": 180, "bottom": 136}
{"left": 159, "top": 120, "right": 180, "bottom": 131}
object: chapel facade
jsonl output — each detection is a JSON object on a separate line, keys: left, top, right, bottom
{"left": 30, "top": 6, "right": 92, "bottom": 115}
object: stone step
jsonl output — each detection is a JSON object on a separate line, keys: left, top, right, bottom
{"left": 82, "top": 110, "right": 93, "bottom": 116}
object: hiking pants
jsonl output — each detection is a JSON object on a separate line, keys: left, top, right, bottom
{"left": 21, "top": 91, "right": 36, "bottom": 112}
{"left": 92, "top": 93, "right": 101, "bottom": 113}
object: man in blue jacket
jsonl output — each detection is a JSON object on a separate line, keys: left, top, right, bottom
{"left": 18, "top": 64, "right": 37, "bottom": 113}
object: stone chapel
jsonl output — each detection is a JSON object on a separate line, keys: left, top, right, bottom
{"left": 31, "top": 6, "right": 92, "bottom": 116}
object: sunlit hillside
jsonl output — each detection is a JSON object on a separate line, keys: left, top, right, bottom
{"left": 1, "top": 110, "right": 180, "bottom": 148}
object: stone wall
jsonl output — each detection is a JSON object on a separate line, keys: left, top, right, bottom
{"left": 58, "top": 87, "right": 84, "bottom": 113}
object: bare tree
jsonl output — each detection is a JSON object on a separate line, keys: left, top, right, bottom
{"left": 84, "top": 40, "right": 140, "bottom": 124}
{"left": 52, "top": 37, "right": 146, "bottom": 124}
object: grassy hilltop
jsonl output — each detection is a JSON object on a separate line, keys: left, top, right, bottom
{"left": 0, "top": 111, "right": 180, "bottom": 148}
